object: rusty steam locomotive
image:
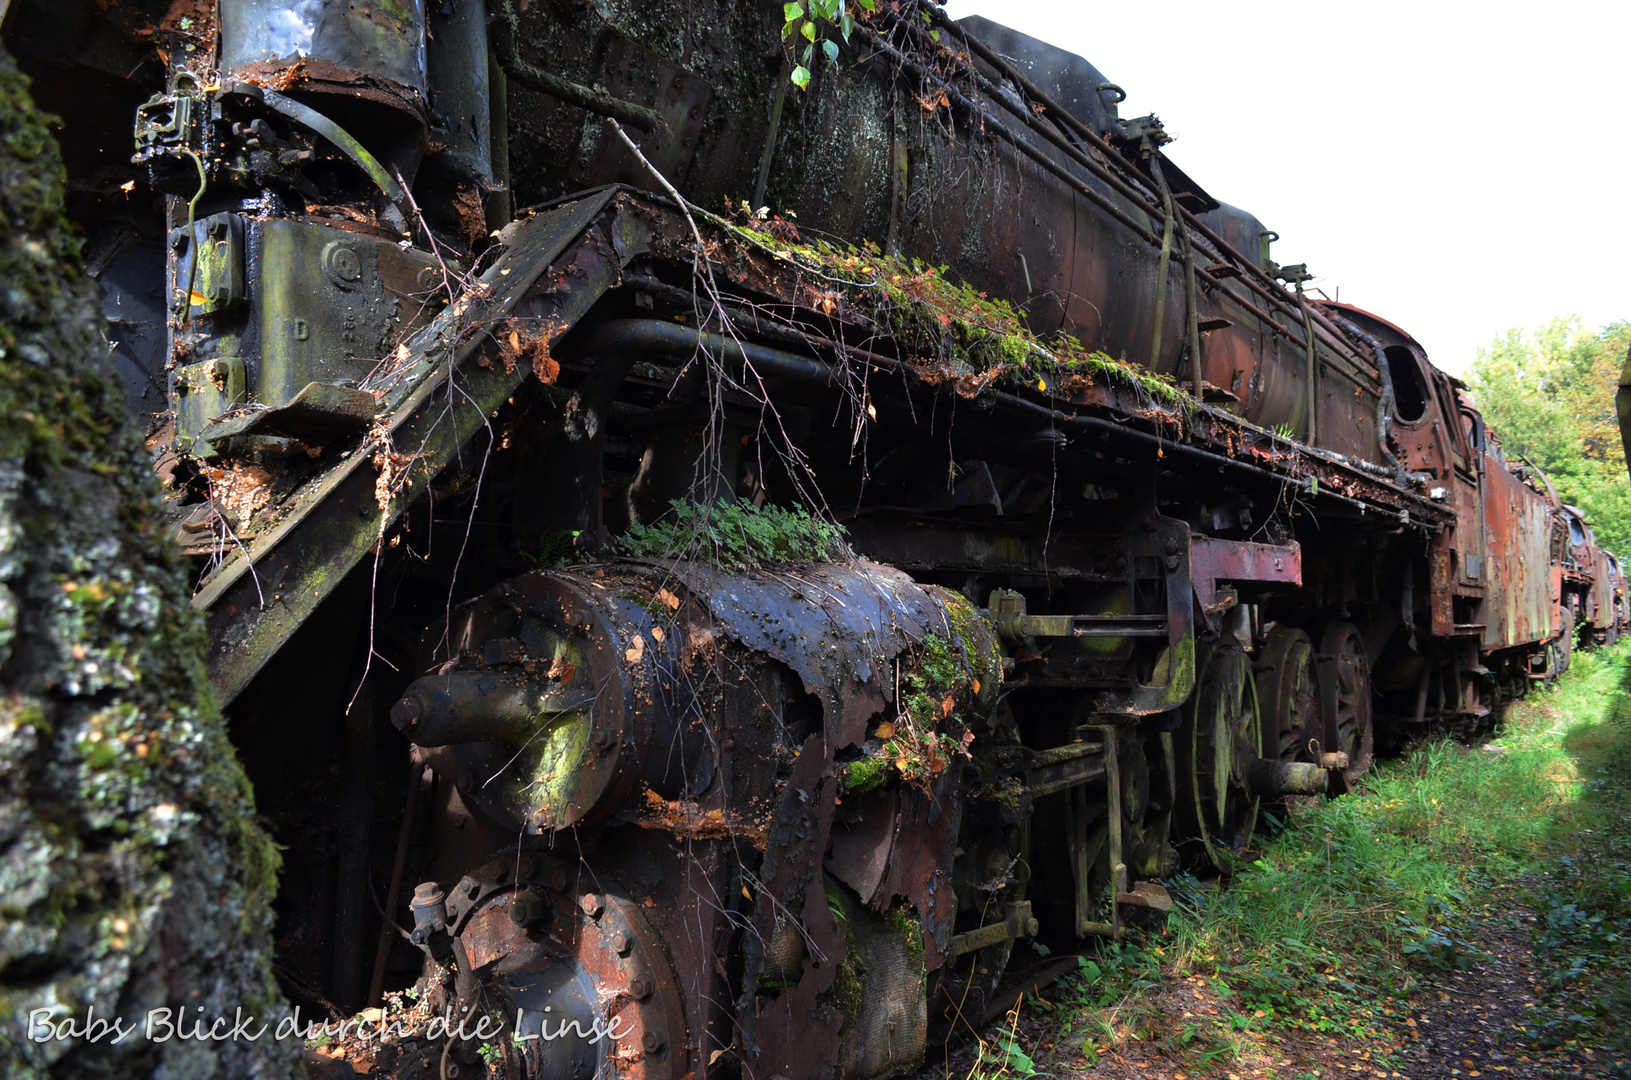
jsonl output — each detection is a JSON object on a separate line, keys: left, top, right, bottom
{"left": 5, "top": 0, "right": 1627, "bottom": 1076}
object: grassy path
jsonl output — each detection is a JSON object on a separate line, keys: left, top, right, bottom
{"left": 941, "top": 642, "right": 1631, "bottom": 1080}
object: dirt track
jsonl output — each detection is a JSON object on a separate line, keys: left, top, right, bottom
{"left": 919, "top": 881, "right": 1611, "bottom": 1080}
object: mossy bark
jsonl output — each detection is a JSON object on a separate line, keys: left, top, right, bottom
{"left": 0, "top": 48, "right": 299, "bottom": 1079}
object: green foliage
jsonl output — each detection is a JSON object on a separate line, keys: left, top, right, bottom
{"left": 1467, "top": 317, "right": 1631, "bottom": 558}
{"left": 620, "top": 498, "right": 852, "bottom": 569}
{"left": 1155, "top": 727, "right": 1566, "bottom": 1042}
{"left": 1036, "top": 947, "right": 1166, "bottom": 1062}
{"left": 874, "top": 634, "right": 974, "bottom": 792}
{"left": 779, "top": 0, "right": 875, "bottom": 89}
{"left": 838, "top": 633, "right": 976, "bottom": 795}
{"left": 524, "top": 529, "right": 581, "bottom": 571}
{"left": 713, "top": 206, "right": 1194, "bottom": 410}
{"left": 1022, "top": 645, "right": 1631, "bottom": 1076}
{"left": 1515, "top": 644, "right": 1631, "bottom": 1060}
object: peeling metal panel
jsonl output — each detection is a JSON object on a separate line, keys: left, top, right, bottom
{"left": 665, "top": 560, "right": 947, "bottom": 749}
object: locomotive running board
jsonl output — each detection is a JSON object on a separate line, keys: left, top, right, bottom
{"left": 192, "top": 188, "right": 639, "bottom": 706}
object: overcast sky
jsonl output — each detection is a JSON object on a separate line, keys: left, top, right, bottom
{"left": 941, "top": 0, "right": 1631, "bottom": 376}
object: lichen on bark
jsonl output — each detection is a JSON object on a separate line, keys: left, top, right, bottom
{"left": 0, "top": 47, "right": 298, "bottom": 1079}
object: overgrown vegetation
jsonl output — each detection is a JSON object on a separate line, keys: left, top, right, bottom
{"left": 779, "top": 0, "right": 875, "bottom": 89}
{"left": 841, "top": 633, "right": 977, "bottom": 796}
{"left": 620, "top": 497, "right": 852, "bottom": 568}
{"left": 1468, "top": 317, "right": 1631, "bottom": 559}
{"left": 713, "top": 206, "right": 1196, "bottom": 411}
{"left": 995, "top": 642, "right": 1631, "bottom": 1078}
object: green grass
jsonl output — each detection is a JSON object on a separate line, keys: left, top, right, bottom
{"left": 1520, "top": 644, "right": 1631, "bottom": 1068}
{"left": 1027, "top": 639, "right": 1631, "bottom": 1075}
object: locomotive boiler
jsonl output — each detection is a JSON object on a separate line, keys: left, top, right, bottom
{"left": 2, "top": 1, "right": 1616, "bottom": 1077}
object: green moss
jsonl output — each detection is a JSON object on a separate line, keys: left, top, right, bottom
{"left": 0, "top": 48, "right": 297, "bottom": 1078}
{"left": 885, "top": 907, "right": 926, "bottom": 974}
{"left": 837, "top": 756, "right": 890, "bottom": 795}
{"left": 700, "top": 205, "right": 1198, "bottom": 413}
{"left": 823, "top": 883, "right": 864, "bottom": 1025}
{"left": 621, "top": 497, "right": 851, "bottom": 569}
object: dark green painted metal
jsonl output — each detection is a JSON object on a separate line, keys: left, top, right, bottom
{"left": 195, "top": 189, "right": 628, "bottom": 706}
{"left": 254, "top": 217, "right": 444, "bottom": 409}
{"left": 175, "top": 356, "right": 246, "bottom": 452}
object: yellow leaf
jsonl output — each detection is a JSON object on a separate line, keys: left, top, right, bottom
{"left": 1038, "top": 378, "right": 1047, "bottom": 391}
{"left": 656, "top": 587, "right": 681, "bottom": 610}
{"left": 874, "top": 721, "right": 895, "bottom": 740}
{"left": 651, "top": 625, "right": 665, "bottom": 642}
{"left": 971, "top": 678, "right": 981, "bottom": 695}
{"left": 741, "top": 886, "right": 753, "bottom": 901}
{"left": 624, "top": 634, "right": 645, "bottom": 663}
{"left": 710, "top": 1050, "right": 727, "bottom": 1065}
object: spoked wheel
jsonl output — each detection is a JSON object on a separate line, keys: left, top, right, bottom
{"left": 1177, "top": 642, "right": 1262, "bottom": 870}
{"left": 1320, "top": 621, "right": 1373, "bottom": 784}
{"left": 1257, "top": 627, "right": 1319, "bottom": 764}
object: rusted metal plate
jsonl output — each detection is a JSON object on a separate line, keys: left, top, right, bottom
{"left": 665, "top": 559, "right": 945, "bottom": 749}
{"left": 1189, "top": 536, "right": 1301, "bottom": 610}
{"left": 738, "top": 732, "right": 848, "bottom": 1080}
{"left": 1478, "top": 444, "right": 1554, "bottom": 651}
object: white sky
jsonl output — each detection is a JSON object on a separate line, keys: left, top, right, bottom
{"left": 941, "top": 0, "right": 1631, "bottom": 376}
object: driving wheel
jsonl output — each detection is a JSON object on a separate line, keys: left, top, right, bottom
{"left": 1257, "top": 627, "right": 1318, "bottom": 764}
{"left": 1320, "top": 621, "right": 1373, "bottom": 783}
{"left": 1177, "top": 642, "right": 1262, "bottom": 870}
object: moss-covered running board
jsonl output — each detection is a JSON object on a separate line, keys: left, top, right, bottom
{"left": 193, "top": 188, "right": 643, "bottom": 706}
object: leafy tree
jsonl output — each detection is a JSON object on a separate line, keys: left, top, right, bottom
{"left": 1466, "top": 317, "right": 1631, "bottom": 559}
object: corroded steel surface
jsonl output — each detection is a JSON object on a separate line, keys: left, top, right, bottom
{"left": 12, "top": 3, "right": 1627, "bottom": 1076}
{"left": 1480, "top": 446, "right": 1555, "bottom": 651}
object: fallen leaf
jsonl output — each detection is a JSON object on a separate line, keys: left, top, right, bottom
{"left": 874, "top": 721, "right": 896, "bottom": 740}
{"left": 651, "top": 625, "right": 665, "bottom": 643}
{"left": 940, "top": 693, "right": 955, "bottom": 718}
{"left": 625, "top": 635, "right": 645, "bottom": 664}
{"left": 656, "top": 587, "right": 681, "bottom": 610}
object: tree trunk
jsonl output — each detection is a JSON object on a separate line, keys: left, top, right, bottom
{"left": 0, "top": 47, "right": 300, "bottom": 1079}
